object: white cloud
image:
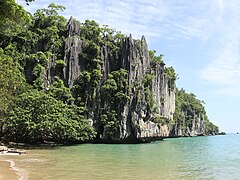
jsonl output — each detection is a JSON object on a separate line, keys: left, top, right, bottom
{"left": 214, "top": 85, "right": 240, "bottom": 97}
{"left": 18, "top": 0, "right": 221, "bottom": 40}
{"left": 200, "top": 0, "right": 240, "bottom": 96}
{"left": 201, "top": 40, "right": 240, "bottom": 85}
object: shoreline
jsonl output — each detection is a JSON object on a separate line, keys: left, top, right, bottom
{"left": 1, "top": 133, "right": 226, "bottom": 148}
{"left": 0, "top": 159, "right": 27, "bottom": 180}
{"left": 0, "top": 160, "right": 18, "bottom": 180}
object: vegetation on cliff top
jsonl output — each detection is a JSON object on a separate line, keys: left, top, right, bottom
{"left": 0, "top": 1, "right": 219, "bottom": 144}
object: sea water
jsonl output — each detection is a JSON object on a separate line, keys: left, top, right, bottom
{"left": 1, "top": 134, "right": 240, "bottom": 179}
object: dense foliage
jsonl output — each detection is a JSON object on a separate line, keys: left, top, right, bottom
{"left": 4, "top": 90, "right": 95, "bottom": 143}
{"left": 0, "top": 0, "right": 30, "bottom": 47}
{"left": 99, "top": 69, "right": 129, "bottom": 138}
{"left": 0, "top": 49, "right": 27, "bottom": 132}
{"left": 0, "top": 2, "right": 96, "bottom": 144}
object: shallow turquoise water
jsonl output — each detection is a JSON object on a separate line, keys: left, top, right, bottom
{"left": 1, "top": 134, "right": 240, "bottom": 179}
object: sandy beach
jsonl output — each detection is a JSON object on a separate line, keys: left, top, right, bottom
{"left": 0, "top": 161, "right": 18, "bottom": 180}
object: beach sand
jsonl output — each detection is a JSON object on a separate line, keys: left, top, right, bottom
{"left": 0, "top": 161, "right": 18, "bottom": 180}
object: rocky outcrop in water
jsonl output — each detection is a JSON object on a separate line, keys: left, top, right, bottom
{"left": 0, "top": 146, "right": 26, "bottom": 155}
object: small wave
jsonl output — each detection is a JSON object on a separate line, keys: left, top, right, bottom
{"left": 3, "top": 160, "right": 28, "bottom": 180}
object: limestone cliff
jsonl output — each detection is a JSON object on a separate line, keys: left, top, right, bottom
{"left": 37, "top": 18, "right": 215, "bottom": 142}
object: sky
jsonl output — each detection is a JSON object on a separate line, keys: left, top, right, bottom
{"left": 18, "top": 0, "right": 240, "bottom": 133}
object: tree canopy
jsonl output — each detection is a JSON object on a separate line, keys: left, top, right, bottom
{"left": 3, "top": 90, "right": 95, "bottom": 143}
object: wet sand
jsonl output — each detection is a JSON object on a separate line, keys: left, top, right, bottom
{"left": 0, "top": 161, "right": 18, "bottom": 180}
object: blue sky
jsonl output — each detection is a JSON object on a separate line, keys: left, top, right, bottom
{"left": 19, "top": 0, "right": 240, "bottom": 133}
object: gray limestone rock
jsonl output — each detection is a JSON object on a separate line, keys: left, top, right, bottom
{"left": 63, "top": 17, "right": 83, "bottom": 88}
{"left": 40, "top": 17, "right": 208, "bottom": 142}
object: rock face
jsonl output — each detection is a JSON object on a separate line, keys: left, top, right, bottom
{"left": 171, "top": 113, "right": 206, "bottom": 137}
{"left": 41, "top": 18, "right": 208, "bottom": 142}
{"left": 113, "top": 35, "right": 176, "bottom": 139}
{"left": 63, "top": 17, "right": 83, "bottom": 88}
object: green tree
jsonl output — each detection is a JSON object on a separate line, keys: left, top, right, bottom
{"left": 47, "top": 77, "right": 73, "bottom": 104}
{"left": 149, "top": 50, "right": 164, "bottom": 65}
{"left": 101, "top": 25, "right": 125, "bottom": 57}
{"left": 30, "top": 3, "right": 66, "bottom": 53}
{"left": 3, "top": 90, "right": 96, "bottom": 144}
{"left": 0, "top": 49, "right": 27, "bottom": 132}
{"left": 100, "top": 110, "right": 118, "bottom": 139}
{"left": 164, "top": 66, "right": 177, "bottom": 90}
{"left": 0, "top": 0, "right": 30, "bottom": 47}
